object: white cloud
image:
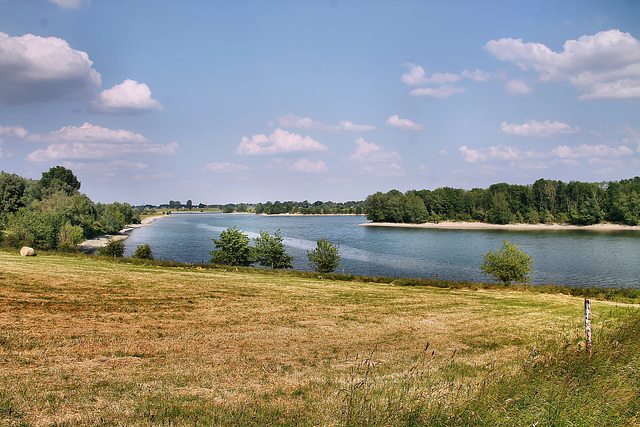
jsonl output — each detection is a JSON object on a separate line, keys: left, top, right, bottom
{"left": 506, "top": 79, "right": 533, "bottom": 95}
{"left": 459, "top": 145, "right": 538, "bottom": 163}
{"left": 134, "top": 173, "right": 173, "bottom": 182}
{"left": 409, "top": 85, "right": 466, "bottom": 98}
{"left": 485, "top": 29, "right": 640, "bottom": 100}
{"left": 500, "top": 119, "right": 580, "bottom": 137}
{"left": 361, "top": 163, "right": 405, "bottom": 177}
{"left": 351, "top": 137, "right": 402, "bottom": 162}
{"left": 63, "top": 160, "right": 149, "bottom": 173}
{"left": 0, "top": 125, "right": 28, "bottom": 142}
{"left": 25, "top": 122, "right": 178, "bottom": 162}
{"left": 204, "top": 162, "right": 250, "bottom": 173}
{"left": 462, "top": 68, "right": 491, "bottom": 82}
{"left": 385, "top": 115, "right": 423, "bottom": 130}
{"left": 288, "top": 158, "right": 328, "bottom": 173}
{"left": 551, "top": 144, "right": 634, "bottom": 159}
{"left": 237, "top": 128, "right": 327, "bottom": 155}
{"left": 277, "top": 113, "right": 375, "bottom": 133}
{"left": 401, "top": 63, "right": 461, "bottom": 86}
{"left": 48, "top": 0, "right": 84, "bottom": 8}
{"left": 0, "top": 32, "right": 101, "bottom": 104}
{"left": 90, "top": 79, "right": 162, "bottom": 115}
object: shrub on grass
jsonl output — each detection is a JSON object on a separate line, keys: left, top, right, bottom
{"left": 307, "top": 236, "right": 341, "bottom": 273}
{"left": 98, "top": 238, "right": 125, "bottom": 257}
{"left": 480, "top": 239, "right": 533, "bottom": 284}
{"left": 133, "top": 243, "right": 153, "bottom": 260}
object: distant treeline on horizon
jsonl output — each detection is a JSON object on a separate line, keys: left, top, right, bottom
{"left": 363, "top": 177, "right": 640, "bottom": 226}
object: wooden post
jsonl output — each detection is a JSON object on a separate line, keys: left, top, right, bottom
{"left": 584, "top": 298, "right": 592, "bottom": 354}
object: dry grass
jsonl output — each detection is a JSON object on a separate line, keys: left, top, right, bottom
{"left": 0, "top": 252, "right": 631, "bottom": 426}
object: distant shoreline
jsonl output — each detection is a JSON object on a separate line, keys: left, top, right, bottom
{"left": 359, "top": 220, "right": 640, "bottom": 232}
{"left": 78, "top": 214, "right": 171, "bottom": 253}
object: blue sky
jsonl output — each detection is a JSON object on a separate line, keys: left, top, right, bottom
{"left": 1, "top": 0, "right": 639, "bottom": 205}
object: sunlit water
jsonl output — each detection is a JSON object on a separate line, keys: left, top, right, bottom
{"left": 124, "top": 213, "right": 640, "bottom": 289}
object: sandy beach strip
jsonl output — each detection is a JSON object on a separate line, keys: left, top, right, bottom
{"left": 78, "top": 214, "right": 170, "bottom": 253}
{"left": 359, "top": 221, "right": 640, "bottom": 232}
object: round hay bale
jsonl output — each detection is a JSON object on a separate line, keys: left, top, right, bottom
{"left": 19, "top": 246, "right": 35, "bottom": 256}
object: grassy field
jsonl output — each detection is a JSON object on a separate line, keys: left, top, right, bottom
{"left": 0, "top": 252, "right": 638, "bottom": 426}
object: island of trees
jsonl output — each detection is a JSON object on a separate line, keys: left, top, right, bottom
{"left": 363, "top": 178, "right": 640, "bottom": 226}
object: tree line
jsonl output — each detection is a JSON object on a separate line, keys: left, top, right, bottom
{"left": 255, "top": 200, "right": 364, "bottom": 215}
{"left": 0, "top": 166, "right": 140, "bottom": 250}
{"left": 364, "top": 177, "right": 640, "bottom": 226}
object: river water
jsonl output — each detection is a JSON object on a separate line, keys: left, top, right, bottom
{"left": 124, "top": 213, "right": 640, "bottom": 289}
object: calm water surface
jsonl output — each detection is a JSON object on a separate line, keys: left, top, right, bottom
{"left": 124, "top": 213, "right": 640, "bottom": 289}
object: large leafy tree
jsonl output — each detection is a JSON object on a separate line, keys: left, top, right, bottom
{"left": 307, "top": 236, "right": 341, "bottom": 273}
{"left": 40, "top": 166, "right": 81, "bottom": 196}
{"left": 210, "top": 226, "right": 254, "bottom": 266}
{"left": 0, "top": 171, "right": 27, "bottom": 218}
{"left": 480, "top": 240, "right": 533, "bottom": 284}
{"left": 254, "top": 229, "right": 293, "bottom": 269}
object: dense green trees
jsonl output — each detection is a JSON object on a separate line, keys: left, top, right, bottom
{"left": 210, "top": 227, "right": 295, "bottom": 269}
{"left": 364, "top": 177, "right": 640, "bottom": 226}
{"left": 254, "top": 200, "right": 363, "bottom": 215}
{"left": 0, "top": 167, "right": 140, "bottom": 250}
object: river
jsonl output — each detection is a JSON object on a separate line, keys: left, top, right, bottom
{"left": 123, "top": 212, "right": 640, "bottom": 289}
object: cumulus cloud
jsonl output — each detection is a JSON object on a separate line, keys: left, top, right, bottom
{"left": 288, "top": 158, "right": 328, "bottom": 173}
{"left": 460, "top": 142, "right": 635, "bottom": 165}
{"left": 409, "top": 85, "right": 466, "bottom": 98}
{"left": 385, "top": 115, "right": 423, "bottom": 130}
{"left": 462, "top": 68, "right": 492, "bottom": 82}
{"left": 90, "top": 79, "right": 162, "bottom": 114}
{"left": 351, "top": 137, "right": 402, "bottom": 163}
{"left": 459, "top": 145, "right": 538, "bottom": 163}
{"left": 500, "top": 119, "right": 580, "bottom": 137}
{"left": 204, "top": 162, "right": 250, "bottom": 173}
{"left": 237, "top": 128, "right": 327, "bottom": 155}
{"left": 0, "top": 32, "right": 101, "bottom": 104}
{"left": 277, "top": 113, "right": 375, "bottom": 133}
{"left": 401, "top": 64, "right": 489, "bottom": 98}
{"left": 485, "top": 29, "right": 640, "bottom": 100}
{"left": 551, "top": 144, "right": 634, "bottom": 158}
{"left": 401, "top": 63, "right": 461, "bottom": 86}
{"left": 63, "top": 160, "right": 149, "bottom": 173}
{"left": 0, "top": 125, "right": 29, "bottom": 141}
{"left": 25, "top": 122, "right": 178, "bottom": 162}
{"left": 506, "top": 79, "right": 533, "bottom": 95}
{"left": 48, "top": 0, "right": 84, "bottom": 7}
{"left": 361, "top": 163, "right": 405, "bottom": 177}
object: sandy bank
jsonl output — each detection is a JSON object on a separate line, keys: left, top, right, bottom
{"left": 78, "top": 214, "right": 170, "bottom": 253}
{"left": 359, "top": 221, "right": 640, "bottom": 232}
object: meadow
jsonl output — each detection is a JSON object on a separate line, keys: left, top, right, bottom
{"left": 0, "top": 251, "right": 638, "bottom": 426}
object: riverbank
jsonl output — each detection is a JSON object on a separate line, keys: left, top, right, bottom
{"left": 78, "top": 214, "right": 170, "bottom": 253}
{"left": 360, "top": 220, "right": 640, "bottom": 232}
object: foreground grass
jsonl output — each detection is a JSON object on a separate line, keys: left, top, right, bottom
{"left": 0, "top": 252, "right": 637, "bottom": 426}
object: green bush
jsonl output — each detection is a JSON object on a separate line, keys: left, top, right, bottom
{"left": 98, "top": 238, "right": 125, "bottom": 257}
{"left": 307, "top": 236, "right": 341, "bottom": 273}
{"left": 210, "top": 226, "right": 254, "bottom": 266}
{"left": 57, "top": 241, "right": 78, "bottom": 253}
{"left": 480, "top": 239, "right": 533, "bottom": 284}
{"left": 133, "top": 243, "right": 153, "bottom": 260}
{"left": 253, "top": 229, "right": 293, "bottom": 269}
